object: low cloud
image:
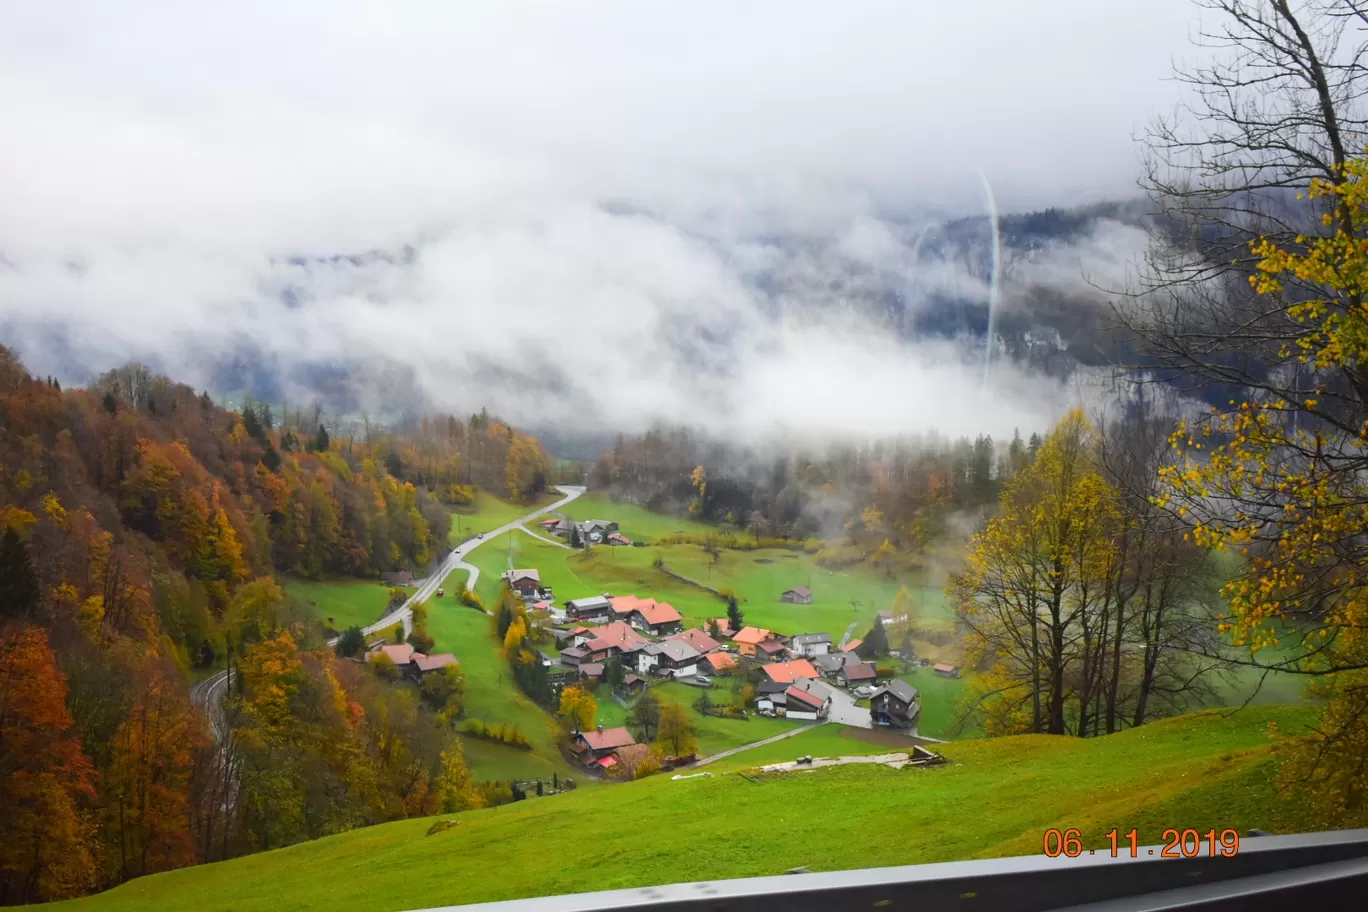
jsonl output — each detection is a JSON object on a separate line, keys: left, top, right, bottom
{"left": 0, "top": 0, "right": 1187, "bottom": 445}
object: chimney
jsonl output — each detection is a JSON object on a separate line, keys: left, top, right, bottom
{"left": 597, "top": 724, "right": 603, "bottom": 733}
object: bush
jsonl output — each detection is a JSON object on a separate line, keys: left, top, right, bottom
{"left": 334, "top": 626, "right": 366, "bottom": 658}
{"left": 463, "top": 719, "right": 533, "bottom": 750}
{"left": 875, "top": 663, "right": 897, "bottom": 679}
{"left": 459, "top": 589, "right": 486, "bottom": 612}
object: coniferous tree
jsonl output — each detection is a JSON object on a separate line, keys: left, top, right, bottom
{"left": 0, "top": 528, "right": 39, "bottom": 619}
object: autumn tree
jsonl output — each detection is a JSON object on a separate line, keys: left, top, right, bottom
{"left": 654, "top": 701, "right": 696, "bottom": 759}
{"left": 106, "top": 664, "right": 206, "bottom": 880}
{"left": 1158, "top": 155, "right": 1368, "bottom": 820}
{"left": 0, "top": 623, "right": 98, "bottom": 903}
{"left": 950, "top": 411, "right": 1124, "bottom": 736}
{"left": 558, "top": 685, "right": 596, "bottom": 732}
{"left": 627, "top": 688, "right": 661, "bottom": 741}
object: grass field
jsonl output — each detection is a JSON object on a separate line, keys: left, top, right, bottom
{"left": 421, "top": 599, "right": 579, "bottom": 781}
{"left": 559, "top": 492, "right": 718, "bottom": 541}
{"left": 62, "top": 704, "right": 1332, "bottom": 912}
{"left": 704, "top": 723, "right": 923, "bottom": 770}
{"left": 450, "top": 490, "right": 557, "bottom": 544}
{"left": 284, "top": 578, "right": 410, "bottom": 632}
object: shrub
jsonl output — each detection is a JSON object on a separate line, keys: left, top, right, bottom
{"left": 426, "top": 819, "right": 459, "bottom": 836}
{"left": 459, "top": 588, "right": 486, "bottom": 612}
{"left": 875, "top": 663, "right": 897, "bottom": 679}
{"left": 462, "top": 719, "right": 533, "bottom": 750}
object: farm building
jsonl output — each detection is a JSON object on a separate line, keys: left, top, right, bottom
{"left": 788, "top": 632, "right": 832, "bottom": 658}
{"left": 934, "top": 663, "right": 961, "bottom": 678}
{"left": 501, "top": 569, "right": 543, "bottom": 599}
{"left": 780, "top": 586, "right": 813, "bottom": 604}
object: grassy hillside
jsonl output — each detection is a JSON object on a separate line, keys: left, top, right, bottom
{"left": 60, "top": 705, "right": 1328, "bottom": 912}
{"left": 450, "top": 490, "right": 557, "bottom": 543}
{"left": 284, "top": 578, "right": 410, "bottom": 632}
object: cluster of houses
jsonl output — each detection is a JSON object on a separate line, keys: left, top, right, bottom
{"left": 537, "top": 516, "right": 632, "bottom": 547}
{"left": 363, "top": 643, "right": 459, "bottom": 682}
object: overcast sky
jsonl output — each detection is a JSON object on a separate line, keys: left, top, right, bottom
{"left": 0, "top": 0, "right": 1208, "bottom": 441}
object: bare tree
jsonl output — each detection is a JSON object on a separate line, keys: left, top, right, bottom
{"left": 1126, "top": 0, "right": 1368, "bottom": 424}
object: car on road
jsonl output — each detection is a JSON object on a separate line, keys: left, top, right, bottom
{"left": 694, "top": 675, "right": 712, "bottom": 686}
{"left": 476, "top": 533, "right": 484, "bottom": 539}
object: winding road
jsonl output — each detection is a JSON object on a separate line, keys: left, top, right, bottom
{"left": 189, "top": 485, "right": 586, "bottom": 741}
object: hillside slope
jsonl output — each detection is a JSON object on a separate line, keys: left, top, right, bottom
{"left": 58, "top": 705, "right": 1327, "bottom": 912}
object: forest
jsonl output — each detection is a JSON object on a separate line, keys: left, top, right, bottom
{"left": 0, "top": 349, "right": 550, "bottom": 903}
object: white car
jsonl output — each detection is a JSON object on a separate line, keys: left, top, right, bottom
{"left": 694, "top": 675, "right": 712, "bottom": 686}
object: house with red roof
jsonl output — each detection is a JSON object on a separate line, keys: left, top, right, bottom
{"left": 366, "top": 643, "right": 415, "bottom": 667}
{"left": 630, "top": 601, "right": 684, "bottom": 636}
{"left": 701, "top": 651, "right": 737, "bottom": 675}
{"left": 572, "top": 725, "right": 639, "bottom": 768}
{"left": 732, "top": 626, "right": 773, "bottom": 657}
{"left": 667, "top": 628, "right": 722, "bottom": 656}
{"left": 841, "top": 638, "right": 864, "bottom": 654}
{"left": 759, "top": 659, "right": 820, "bottom": 685}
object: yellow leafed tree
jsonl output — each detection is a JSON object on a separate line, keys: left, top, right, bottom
{"left": 1162, "top": 156, "right": 1368, "bottom": 820}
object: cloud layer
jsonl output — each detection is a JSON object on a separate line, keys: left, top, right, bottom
{"left": 0, "top": 0, "right": 1197, "bottom": 442}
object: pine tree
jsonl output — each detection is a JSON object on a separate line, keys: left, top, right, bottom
{"left": 0, "top": 528, "right": 39, "bottom": 619}
{"left": 726, "top": 595, "right": 744, "bottom": 632}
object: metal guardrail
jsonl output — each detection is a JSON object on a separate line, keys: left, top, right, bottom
{"left": 410, "top": 828, "right": 1368, "bottom": 911}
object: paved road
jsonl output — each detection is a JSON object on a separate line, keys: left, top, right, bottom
{"left": 189, "top": 484, "right": 586, "bottom": 741}
{"left": 826, "top": 686, "right": 873, "bottom": 728}
{"left": 837, "top": 621, "right": 859, "bottom": 650}
{"left": 519, "top": 524, "right": 572, "bottom": 549}
{"left": 693, "top": 722, "right": 826, "bottom": 767}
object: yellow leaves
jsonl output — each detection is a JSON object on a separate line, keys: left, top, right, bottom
{"left": 40, "top": 493, "right": 67, "bottom": 528}
{"left": 0, "top": 505, "right": 37, "bottom": 534}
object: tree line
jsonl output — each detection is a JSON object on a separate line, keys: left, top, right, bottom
{"left": 0, "top": 351, "right": 548, "bottom": 902}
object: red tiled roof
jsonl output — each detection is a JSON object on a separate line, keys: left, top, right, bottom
{"left": 668, "top": 628, "right": 722, "bottom": 655}
{"left": 785, "top": 685, "right": 825, "bottom": 710}
{"left": 842, "top": 662, "right": 877, "bottom": 681}
{"left": 367, "top": 644, "right": 415, "bottom": 666}
{"left": 841, "top": 639, "right": 863, "bottom": 653}
{"left": 579, "top": 727, "right": 637, "bottom": 752}
{"left": 413, "top": 653, "right": 458, "bottom": 673}
{"left": 583, "top": 621, "right": 647, "bottom": 653}
{"left": 934, "top": 663, "right": 958, "bottom": 673}
{"left": 703, "top": 652, "right": 737, "bottom": 673}
{"left": 733, "top": 626, "right": 772, "bottom": 645}
{"left": 635, "top": 601, "right": 682, "bottom": 627}
{"left": 756, "top": 638, "right": 787, "bottom": 654}
{"left": 761, "top": 659, "right": 819, "bottom": 684}
{"left": 597, "top": 755, "right": 618, "bottom": 768}
{"left": 610, "top": 595, "right": 645, "bottom": 617}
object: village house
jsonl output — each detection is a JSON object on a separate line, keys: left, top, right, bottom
{"left": 755, "top": 690, "right": 787, "bottom": 716}
{"left": 618, "top": 673, "right": 647, "bottom": 696}
{"left": 408, "top": 653, "right": 458, "bottom": 682}
{"left": 784, "top": 685, "right": 828, "bottom": 721}
{"left": 572, "top": 726, "right": 638, "bottom": 768}
{"left": 708, "top": 618, "right": 736, "bottom": 639}
{"left": 780, "top": 586, "right": 813, "bottom": 604}
{"left": 759, "top": 659, "right": 820, "bottom": 686}
{"left": 565, "top": 595, "right": 612, "bottom": 622}
{"left": 381, "top": 570, "right": 414, "bottom": 587}
{"left": 578, "top": 621, "right": 648, "bottom": 663}
{"left": 606, "top": 532, "right": 632, "bottom": 546}
{"left": 788, "top": 632, "right": 832, "bottom": 659}
{"left": 629, "top": 601, "right": 684, "bottom": 637}
{"left": 755, "top": 638, "right": 788, "bottom": 662}
{"left": 934, "top": 663, "right": 961, "bottom": 678}
{"left": 667, "top": 628, "right": 722, "bottom": 656}
{"left": 501, "top": 569, "right": 543, "bottom": 600}
{"left": 700, "top": 651, "right": 737, "bottom": 676}
{"left": 366, "top": 643, "right": 416, "bottom": 668}
{"left": 841, "top": 638, "right": 864, "bottom": 654}
{"left": 792, "top": 676, "right": 835, "bottom": 706}
{"left": 812, "top": 652, "right": 857, "bottom": 679}
{"left": 870, "top": 680, "right": 920, "bottom": 729}
{"left": 638, "top": 639, "right": 700, "bottom": 678}
{"left": 732, "top": 626, "right": 774, "bottom": 657}
{"left": 559, "top": 646, "right": 589, "bottom": 667}
{"left": 837, "top": 661, "right": 878, "bottom": 688}
{"left": 579, "top": 662, "right": 605, "bottom": 686}
{"left": 580, "top": 519, "right": 619, "bottom": 543}
{"left": 606, "top": 742, "right": 653, "bottom": 776}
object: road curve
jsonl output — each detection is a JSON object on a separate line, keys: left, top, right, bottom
{"left": 190, "top": 485, "right": 587, "bottom": 740}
